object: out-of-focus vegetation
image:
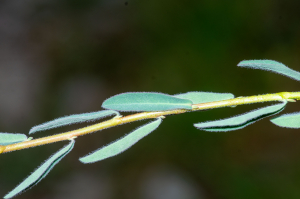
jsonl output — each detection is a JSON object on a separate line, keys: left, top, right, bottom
{"left": 1, "top": 0, "right": 300, "bottom": 198}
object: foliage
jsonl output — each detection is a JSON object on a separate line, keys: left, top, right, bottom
{"left": 1, "top": 60, "right": 300, "bottom": 198}
{"left": 29, "top": 110, "right": 120, "bottom": 134}
{"left": 102, "top": 92, "right": 193, "bottom": 111}
{"left": 194, "top": 100, "right": 287, "bottom": 132}
{"left": 4, "top": 140, "right": 75, "bottom": 199}
{"left": 79, "top": 118, "right": 162, "bottom": 163}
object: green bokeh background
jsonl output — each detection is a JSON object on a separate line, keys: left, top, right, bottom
{"left": 1, "top": 0, "right": 300, "bottom": 198}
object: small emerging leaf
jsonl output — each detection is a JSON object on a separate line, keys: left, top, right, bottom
{"left": 102, "top": 92, "right": 193, "bottom": 112}
{"left": 29, "top": 110, "right": 120, "bottom": 134}
{"left": 194, "top": 101, "right": 287, "bottom": 132}
{"left": 271, "top": 112, "right": 300, "bottom": 128}
{"left": 174, "top": 92, "right": 234, "bottom": 104}
{"left": 238, "top": 60, "right": 300, "bottom": 81}
{"left": 79, "top": 118, "right": 162, "bottom": 163}
{"left": 0, "top": 133, "right": 27, "bottom": 146}
{"left": 4, "top": 140, "right": 75, "bottom": 199}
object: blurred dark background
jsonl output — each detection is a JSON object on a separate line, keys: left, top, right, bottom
{"left": 1, "top": 0, "right": 300, "bottom": 198}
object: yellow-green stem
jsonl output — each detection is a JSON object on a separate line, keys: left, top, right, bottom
{"left": 1, "top": 91, "right": 300, "bottom": 154}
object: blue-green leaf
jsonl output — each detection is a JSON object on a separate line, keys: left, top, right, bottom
{"left": 0, "top": 133, "right": 27, "bottom": 146}
{"left": 29, "top": 110, "right": 120, "bottom": 134}
{"left": 79, "top": 118, "right": 162, "bottom": 163}
{"left": 4, "top": 140, "right": 75, "bottom": 199}
{"left": 194, "top": 101, "right": 287, "bottom": 132}
{"left": 174, "top": 92, "right": 234, "bottom": 104}
{"left": 238, "top": 60, "right": 300, "bottom": 81}
{"left": 271, "top": 112, "right": 300, "bottom": 128}
{"left": 102, "top": 92, "right": 193, "bottom": 112}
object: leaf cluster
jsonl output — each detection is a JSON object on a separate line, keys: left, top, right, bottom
{"left": 1, "top": 60, "right": 300, "bottom": 198}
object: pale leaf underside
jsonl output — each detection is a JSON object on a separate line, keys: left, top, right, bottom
{"left": 194, "top": 100, "right": 287, "bottom": 132}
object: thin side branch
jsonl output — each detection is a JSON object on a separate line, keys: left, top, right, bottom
{"left": 1, "top": 91, "right": 300, "bottom": 154}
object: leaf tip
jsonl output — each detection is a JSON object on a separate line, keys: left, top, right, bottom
{"left": 78, "top": 157, "right": 89, "bottom": 164}
{"left": 28, "top": 128, "right": 36, "bottom": 135}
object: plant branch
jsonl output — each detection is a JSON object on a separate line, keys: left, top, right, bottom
{"left": 1, "top": 91, "right": 300, "bottom": 154}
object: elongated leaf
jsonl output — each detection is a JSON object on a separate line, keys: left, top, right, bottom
{"left": 194, "top": 101, "right": 287, "bottom": 132}
{"left": 238, "top": 60, "right": 300, "bottom": 81}
{"left": 271, "top": 112, "right": 300, "bottom": 128}
{"left": 0, "top": 133, "right": 27, "bottom": 146}
{"left": 29, "top": 110, "right": 120, "bottom": 134}
{"left": 79, "top": 118, "right": 162, "bottom": 163}
{"left": 102, "top": 92, "right": 193, "bottom": 112}
{"left": 4, "top": 140, "right": 75, "bottom": 199}
{"left": 174, "top": 92, "right": 234, "bottom": 104}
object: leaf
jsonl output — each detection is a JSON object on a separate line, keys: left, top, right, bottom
{"left": 4, "top": 140, "right": 75, "bottom": 199}
{"left": 102, "top": 92, "right": 193, "bottom": 112}
{"left": 271, "top": 112, "right": 300, "bottom": 128}
{"left": 79, "top": 118, "right": 162, "bottom": 163}
{"left": 174, "top": 92, "right": 234, "bottom": 104}
{"left": 194, "top": 100, "right": 287, "bottom": 132}
{"left": 29, "top": 110, "right": 120, "bottom": 134}
{"left": 237, "top": 60, "right": 300, "bottom": 81}
{"left": 0, "top": 133, "right": 27, "bottom": 146}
